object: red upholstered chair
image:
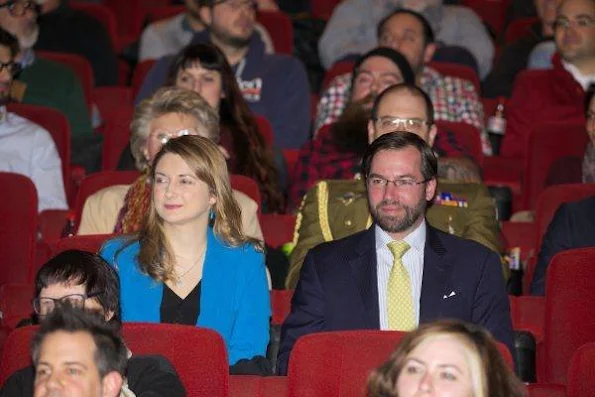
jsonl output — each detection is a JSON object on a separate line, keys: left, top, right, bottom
{"left": 567, "top": 342, "right": 595, "bottom": 397}
{"left": 137, "top": 5, "right": 185, "bottom": 30}
{"left": 283, "top": 149, "right": 300, "bottom": 180}
{"left": 270, "top": 289, "right": 293, "bottom": 325}
{"left": 257, "top": 11, "right": 293, "bottom": 55}
{"left": 311, "top": 0, "right": 341, "bottom": 20}
{"left": 322, "top": 59, "right": 355, "bottom": 91}
{"left": 521, "top": 121, "right": 588, "bottom": 211}
{"left": 504, "top": 17, "right": 540, "bottom": 44}
{"left": 230, "top": 375, "right": 288, "bottom": 397}
{"left": 73, "top": 171, "right": 140, "bottom": 230}
{"left": 526, "top": 384, "right": 567, "bottom": 397}
{"left": 537, "top": 248, "right": 595, "bottom": 384}
{"left": 509, "top": 295, "right": 546, "bottom": 341}
{"left": 92, "top": 87, "right": 133, "bottom": 132}
{"left": 37, "top": 51, "right": 94, "bottom": 113}
{"left": 254, "top": 114, "right": 274, "bottom": 146}
{"left": 523, "top": 184, "right": 595, "bottom": 293}
{"left": 0, "top": 325, "right": 36, "bottom": 385}
{"left": 435, "top": 120, "right": 484, "bottom": 166}
{"left": 50, "top": 234, "right": 114, "bottom": 256}
{"left": 259, "top": 214, "right": 296, "bottom": 249}
{"left": 122, "top": 323, "right": 229, "bottom": 397}
{"left": 0, "top": 284, "right": 34, "bottom": 331}
{"left": 7, "top": 103, "right": 75, "bottom": 206}
{"left": 230, "top": 174, "right": 262, "bottom": 212}
{"left": 70, "top": 2, "right": 119, "bottom": 52}
{"left": 100, "top": 106, "right": 135, "bottom": 171}
{"left": 0, "top": 173, "right": 37, "bottom": 285}
{"left": 428, "top": 61, "right": 480, "bottom": 94}
{"left": 288, "top": 330, "right": 513, "bottom": 396}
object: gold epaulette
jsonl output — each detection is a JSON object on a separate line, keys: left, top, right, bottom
{"left": 317, "top": 181, "right": 334, "bottom": 242}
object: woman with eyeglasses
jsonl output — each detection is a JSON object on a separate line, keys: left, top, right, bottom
{"left": 77, "top": 86, "right": 263, "bottom": 240}
{"left": 100, "top": 135, "right": 270, "bottom": 373}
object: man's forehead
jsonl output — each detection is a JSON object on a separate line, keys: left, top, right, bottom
{"left": 376, "top": 91, "right": 427, "bottom": 117}
{"left": 557, "top": 0, "right": 595, "bottom": 16}
{"left": 382, "top": 13, "right": 424, "bottom": 34}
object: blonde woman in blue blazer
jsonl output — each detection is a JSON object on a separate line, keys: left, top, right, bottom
{"left": 100, "top": 135, "right": 270, "bottom": 370}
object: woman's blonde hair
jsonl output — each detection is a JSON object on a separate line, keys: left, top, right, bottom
{"left": 366, "top": 320, "right": 525, "bottom": 397}
{"left": 136, "top": 135, "right": 263, "bottom": 282}
{"left": 130, "top": 86, "right": 220, "bottom": 171}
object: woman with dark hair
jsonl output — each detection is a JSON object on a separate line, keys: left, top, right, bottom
{"left": 367, "top": 320, "right": 525, "bottom": 397}
{"left": 167, "top": 43, "right": 285, "bottom": 213}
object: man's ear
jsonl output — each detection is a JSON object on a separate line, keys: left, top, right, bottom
{"left": 428, "top": 124, "right": 437, "bottom": 147}
{"left": 198, "top": 6, "right": 213, "bottom": 27}
{"left": 101, "top": 371, "right": 123, "bottom": 397}
{"left": 367, "top": 119, "right": 376, "bottom": 144}
{"left": 423, "top": 43, "right": 437, "bottom": 64}
{"left": 425, "top": 177, "right": 437, "bottom": 202}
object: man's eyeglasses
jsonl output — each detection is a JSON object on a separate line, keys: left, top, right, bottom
{"left": 374, "top": 116, "right": 432, "bottom": 133}
{"left": 32, "top": 292, "right": 103, "bottom": 316}
{"left": 0, "top": 60, "right": 19, "bottom": 75}
{"left": 0, "top": 0, "right": 36, "bottom": 17}
{"left": 151, "top": 128, "right": 203, "bottom": 145}
{"left": 553, "top": 16, "right": 595, "bottom": 30}
{"left": 366, "top": 175, "right": 430, "bottom": 189}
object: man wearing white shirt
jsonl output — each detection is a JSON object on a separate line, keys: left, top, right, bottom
{"left": 277, "top": 132, "right": 512, "bottom": 375}
{"left": 0, "top": 27, "right": 66, "bottom": 212}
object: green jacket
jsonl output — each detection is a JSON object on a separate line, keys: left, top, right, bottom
{"left": 19, "top": 57, "right": 93, "bottom": 139}
{"left": 287, "top": 179, "right": 506, "bottom": 289}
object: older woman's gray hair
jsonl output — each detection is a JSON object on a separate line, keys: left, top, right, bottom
{"left": 130, "top": 86, "right": 220, "bottom": 171}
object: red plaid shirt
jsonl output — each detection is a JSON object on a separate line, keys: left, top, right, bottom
{"left": 314, "top": 67, "right": 491, "bottom": 154}
{"left": 288, "top": 125, "right": 471, "bottom": 211}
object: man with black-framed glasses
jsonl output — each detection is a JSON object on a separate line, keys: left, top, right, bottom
{"left": 277, "top": 131, "right": 513, "bottom": 375}
{"left": 0, "top": 250, "right": 186, "bottom": 397}
{"left": 287, "top": 83, "right": 504, "bottom": 289}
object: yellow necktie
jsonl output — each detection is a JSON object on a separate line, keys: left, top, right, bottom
{"left": 387, "top": 240, "right": 415, "bottom": 331}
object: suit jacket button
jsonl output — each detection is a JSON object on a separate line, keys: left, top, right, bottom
{"left": 345, "top": 220, "right": 352, "bottom": 227}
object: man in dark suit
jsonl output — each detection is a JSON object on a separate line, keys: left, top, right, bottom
{"left": 531, "top": 195, "right": 595, "bottom": 295}
{"left": 277, "top": 132, "right": 513, "bottom": 375}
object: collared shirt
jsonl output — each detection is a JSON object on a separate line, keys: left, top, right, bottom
{"left": 313, "top": 67, "right": 490, "bottom": 154}
{"left": 562, "top": 59, "right": 595, "bottom": 91}
{"left": 0, "top": 108, "right": 67, "bottom": 212}
{"left": 375, "top": 220, "right": 426, "bottom": 330}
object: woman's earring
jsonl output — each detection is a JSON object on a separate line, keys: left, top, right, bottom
{"left": 209, "top": 208, "right": 216, "bottom": 226}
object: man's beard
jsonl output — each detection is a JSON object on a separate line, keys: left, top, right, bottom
{"left": 330, "top": 94, "right": 375, "bottom": 156}
{"left": 18, "top": 24, "right": 39, "bottom": 50}
{"left": 369, "top": 196, "right": 427, "bottom": 234}
{"left": 210, "top": 24, "right": 252, "bottom": 49}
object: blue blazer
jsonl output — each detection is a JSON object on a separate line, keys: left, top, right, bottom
{"left": 100, "top": 228, "right": 271, "bottom": 365}
{"left": 277, "top": 225, "right": 513, "bottom": 375}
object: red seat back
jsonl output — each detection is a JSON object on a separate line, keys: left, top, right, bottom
{"left": 74, "top": 171, "right": 140, "bottom": 229}
{"left": 522, "top": 121, "right": 588, "bottom": 210}
{"left": 131, "top": 60, "right": 156, "bottom": 99}
{"left": 428, "top": 61, "right": 480, "bottom": 94}
{"left": 0, "top": 173, "right": 37, "bottom": 284}
{"left": 567, "top": 342, "right": 595, "bottom": 397}
{"left": 230, "top": 375, "right": 288, "bottom": 397}
{"left": 461, "top": 0, "right": 511, "bottom": 36}
{"left": 259, "top": 214, "right": 296, "bottom": 249}
{"left": 138, "top": 5, "right": 185, "bottom": 31}
{"left": 0, "top": 325, "right": 36, "bottom": 384}
{"left": 37, "top": 51, "right": 94, "bottom": 113}
{"left": 257, "top": 11, "right": 293, "bottom": 55}
{"left": 122, "top": 323, "right": 229, "bottom": 396}
{"left": 435, "top": 120, "right": 484, "bottom": 166}
{"left": 270, "top": 289, "right": 293, "bottom": 325}
{"left": 322, "top": 60, "right": 355, "bottom": 91}
{"left": 101, "top": 105, "right": 135, "bottom": 171}
{"left": 230, "top": 174, "right": 262, "bottom": 212}
{"left": 539, "top": 248, "right": 595, "bottom": 384}
{"left": 254, "top": 114, "right": 274, "bottom": 146}
{"left": 7, "top": 104, "right": 72, "bottom": 205}
{"left": 311, "top": 0, "right": 341, "bottom": 20}
{"left": 51, "top": 235, "right": 115, "bottom": 257}
{"left": 504, "top": 17, "right": 540, "bottom": 44}
{"left": 0, "top": 284, "right": 34, "bottom": 331}
{"left": 70, "top": 2, "right": 119, "bottom": 52}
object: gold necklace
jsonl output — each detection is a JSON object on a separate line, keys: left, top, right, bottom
{"left": 174, "top": 249, "right": 206, "bottom": 287}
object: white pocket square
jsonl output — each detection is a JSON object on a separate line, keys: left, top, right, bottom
{"left": 442, "top": 291, "right": 456, "bottom": 299}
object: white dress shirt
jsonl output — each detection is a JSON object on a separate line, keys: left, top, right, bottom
{"left": 0, "top": 109, "right": 67, "bottom": 212}
{"left": 376, "top": 220, "right": 427, "bottom": 330}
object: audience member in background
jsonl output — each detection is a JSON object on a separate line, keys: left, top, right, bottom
{"left": 136, "top": 0, "right": 311, "bottom": 149}
{"left": 78, "top": 87, "right": 262, "bottom": 240}
{"left": 0, "top": 0, "right": 95, "bottom": 169}
{"left": 289, "top": 48, "right": 417, "bottom": 210}
{"left": 0, "top": 249, "right": 185, "bottom": 396}
{"left": 287, "top": 84, "right": 503, "bottom": 288}
{"left": 0, "top": 27, "right": 66, "bottom": 212}
{"left": 100, "top": 136, "right": 271, "bottom": 374}
{"left": 32, "top": 307, "right": 126, "bottom": 397}
{"left": 501, "top": 0, "right": 595, "bottom": 159}
{"left": 482, "top": 0, "right": 563, "bottom": 97}
{"left": 531, "top": 194, "right": 595, "bottom": 295}
{"left": 315, "top": 10, "right": 489, "bottom": 154}
{"left": 318, "top": 0, "right": 494, "bottom": 78}
{"left": 277, "top": 132, "right": 513, "bottom": 375}
{"left": 583, "top": 85, "right": 595, "bottom": 180}
{"left": 34, "top": 0, "right": 118, "bottom": 86}
{"left": 367, "top": 320, "right": 525, "bottom": 397}
{"left": 121, "top": 44, "right": 285, "bottom": 212}
{"left": 139, "top": 0, "right": 275, "bottom": 61}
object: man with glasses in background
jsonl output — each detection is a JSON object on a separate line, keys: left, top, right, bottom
{"left": 286, "top": 83, "right": 505, "bottom": 289}
{"left": 0, "top": 250, "right": 186, "bottom": 396}
{"left": 0, "top": 26, "right": 67, "bottom": 213}
{"left": 277, "top": 131, "right": 513, "bottom": 375}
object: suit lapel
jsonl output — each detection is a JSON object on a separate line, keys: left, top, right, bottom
{"left": 420, "top": 226, "right": 452, "bottom": 322}
{"left": 349, "top": 227, "right": 380, "bottom": 329}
